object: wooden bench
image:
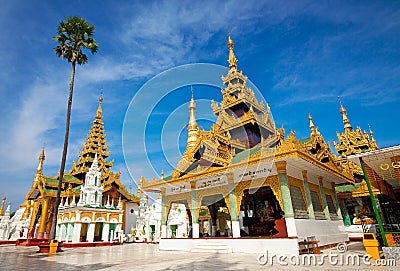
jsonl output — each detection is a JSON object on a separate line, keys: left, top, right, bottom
{"left": 298, "top": 236, "right": 321, "bottom": 254}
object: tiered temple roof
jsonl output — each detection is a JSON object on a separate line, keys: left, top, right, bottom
{"left": 23, "top": 95, "right": 137, "bottom": 212}
{"left": 333, "top": 100, "right": 378, "bottom": 157}
{"left": 163, "top": 35, "right": 353, "bottom": 183}
{"left": 172, "top": 36, "right": 279, "bottom": 178}
{"left": 69, "top": 95, "right": 115, "bottom": 183}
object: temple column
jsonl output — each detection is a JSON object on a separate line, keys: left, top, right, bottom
{"left": 331, "top": 182, "right": 343, "bottom": 220}
{"left": 339, "top": 200, "right": 351, "bottom": 226}
{"left": 102, "top": 223, "right": 110, "bottom": 241}
{"left": 37, "top": 198, "right": 48, "bottom": 239}
{"left": 160, "top": 188, "right": 167, "bottom": 238}
{"left": 207, "top": 219, "right": 212, "bottom": 236}
{"left": 276, "top": 161, "right": 296, "bottom": 237}
{"left": 72, "top": 213, "right": 82, "bottom": 242}
{"left": 318, "top": 177, "right": 331, "bottom": 220}
{"left": 65, "top": 223, "right": 71, "bottom": 242}
{"left": 87, "top": 223, "right": 95, "bottom": 242}
{"left": 227, "top": 173, "right": 240, "bottom": 238}
{"left": 190, "top": 181, "right": 199, "bottom": 238}
{"left": 211, "top": 204, "right": 217, "bottom": 236}
{"left": 301, "top": 170, "right": 315, "bottom": 219}
{"left": 55, "top": 223, "right": 61, "bottom": 241}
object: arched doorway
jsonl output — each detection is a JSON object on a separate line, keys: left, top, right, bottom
{"left": 200, "top": 194, "right": 230, "bottom": 237}
{"left": 166, "top": 200, "right": 190, "bottom": 238}
{"left": 239, "top": 186, "right": 283, "bottom": 237}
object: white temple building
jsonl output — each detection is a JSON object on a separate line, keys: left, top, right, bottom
{"left": 56, "top": 155, "right": 124, "bottom": 243}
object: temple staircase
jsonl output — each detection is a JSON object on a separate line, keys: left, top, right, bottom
{"left": 191, "top": 241, "right": 232, "bottom": 253}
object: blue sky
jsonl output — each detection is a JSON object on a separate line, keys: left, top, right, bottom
{"left": 1, "top": 0, "right": 400, "bottom": 210}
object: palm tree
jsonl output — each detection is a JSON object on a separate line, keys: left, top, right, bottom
{"left": 49, "top": 16, "right": 98, "bottom": 240}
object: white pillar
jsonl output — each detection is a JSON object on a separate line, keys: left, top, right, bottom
{"left": 211, "top": 225, "right": 217, "bottom": 237}
{"left": 55, "top": 224, "right": 61, "bottom": 241}
{"left": 102, "top": 223, "right": 109, "bottom": 242}
{"left": 87, "top": 223, "right": 95, "bottom": 242}
{"left": 285, "top": 217, "right": 297, "bottom": 238}
{"left": 161, "top": 225, "right": 167, "bottom": 238}
{"left": 232, "top": 220, "right": 240, "bottom": 238}
{"left": 192, "top": 223, "right": 199, "bottom": 238}
{"left": 72, "top": 223, "right": 81, "bottom": 243}
{"left": 65, "top": 223, "right": 71, "bottom": 242}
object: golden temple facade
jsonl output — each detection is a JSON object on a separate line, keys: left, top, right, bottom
{"left": 142, "top": 36, "right": 357, "bottom": 251}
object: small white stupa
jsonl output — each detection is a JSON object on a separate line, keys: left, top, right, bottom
{"left": 77, "top": 154, "right": 104, "bottom": 208}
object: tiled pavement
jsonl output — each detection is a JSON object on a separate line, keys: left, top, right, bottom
{"left": 0, "top": 242, "right": 397, "bottom": 270}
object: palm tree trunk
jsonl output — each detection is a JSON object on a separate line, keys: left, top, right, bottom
{"left": 49, "top": 60, "right": 76, "bottom": 240}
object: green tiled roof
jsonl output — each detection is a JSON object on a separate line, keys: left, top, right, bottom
{"left": 335, "top": 182, "right": 362, "bottom": 193}
{"left": 163, "top": 175, "right": 172, "bottom": 181}
{"left": 45, "top": 174, "right": 81, "bottom": 184}
{"left": 231, "top": 145, "right": 261, "bottom": 164}
{"left": 45, "top": 177, "right": 58, "bottom": 184}
{"left": 44, "top": 188, "right": 58, "bottom": 193}
{"left": 63, "top": 175, "right": 80, "bottom": 181}
{"left": 299, "top": 137, "right": 310, "bottom": 144}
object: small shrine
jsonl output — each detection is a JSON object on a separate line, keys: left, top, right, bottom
{"left": 3, "top": 95, "right": 138, "bottom": 243}
{"left": 55, "top": 154, "right": 124, "bottom": 243}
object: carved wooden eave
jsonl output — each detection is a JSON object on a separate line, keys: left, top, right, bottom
{"left": 336, "top": 180, "right": 381, "bottom": 199}
{"left": 143, "top": 136, "right": 354, "bottom": 192}
{"left": 334, "top": 126, "right": 378, "bottom": 157}
{"left": 215, "top": 109, "right": 274, "bottom": 134}
{"left": 221, "top": 69, "right": 247, "bottom": 85}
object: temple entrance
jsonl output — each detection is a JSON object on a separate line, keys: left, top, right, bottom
{"left": 80, "top": 223, "right": 88, "bottom": 242}
{"left": 94, "top": 222, "right": 103, "bottom": 242}
{"left": 198, "top": 206, "right": 212, "bottom": 237}
{"left": 149, "top": 225, "right": 156, "bottom": 241}
{"left": 239, "top": 186, "right": 283, "bottom": 237}
{"left": 200, "top": 194, "right": 231, "bottom": 237}
{"left": 170, "top": 225, "right": 177, "bottom": 238}
{"left": 109, "top": 223, "right": 116, "bottom": 241}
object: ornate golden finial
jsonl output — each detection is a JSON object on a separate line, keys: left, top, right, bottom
{"left": 338, "top": 96, "right": 352, "bottom": 131}
{"left": 137, "top": 176, "right": 144, "bottom": 198}
{"left": 21, "top": 200, "right": 31, "bottom": 220}
{"left": 227, "top": 32, "right": 238, "bottom": 70}
{"left": 187, "top": 86, "right": 199, "bottom": 148}
{"left": 96, "top": 93, "right": 103, "bottom": 120}
{"left": 368, "top": 124, "right": 374, "bottom": 138}
{"left": 0, "top": 196, "right": 5, "bottom": 216}
{"left": 161, "top": 170, "right": 165, "bottom": 179}
{"left": 308, "top": 113, "right": 316, "bottom": 133}
{"left": 37, "top": 148, "right": 45, "bottom": 173}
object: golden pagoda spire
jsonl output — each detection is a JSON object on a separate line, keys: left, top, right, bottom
{"left": 368, "top": 124, "right": 375, "bottom": 140}
{"left": 368, "top": 124, "right": 379, "bottom": 150}
{"left": 338, "top": 97, "right": 352, "bottom": 131}
{"left": 187, "top": 86, "right": 199, "bottom": 149}
{"left": 37, "top": 148, "right": 45, "bottom": 173}
{"left": 227, "top": 32, "right": 238, "bottom": 70}
{"left": 69, "top": 93, "right": 116, "bottom": 183}
{"left": 308, "top": 113, "right": 316, "bottom": 134}
{"left": 96, "top": 94, "right": 103, "bottom": 120}
{"left": 0, "top": 196, "right": 5, "bottom": 216}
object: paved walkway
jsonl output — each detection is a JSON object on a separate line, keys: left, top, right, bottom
{"left": 0, "top": 242, "right": 397, "bottom": 270}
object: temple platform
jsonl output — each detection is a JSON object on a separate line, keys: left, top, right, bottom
{"left": 159, "top": 237, "right": 300, "bottom": 255}
{"left": 62, "top": 241, "right": 122, "bottom": 248}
